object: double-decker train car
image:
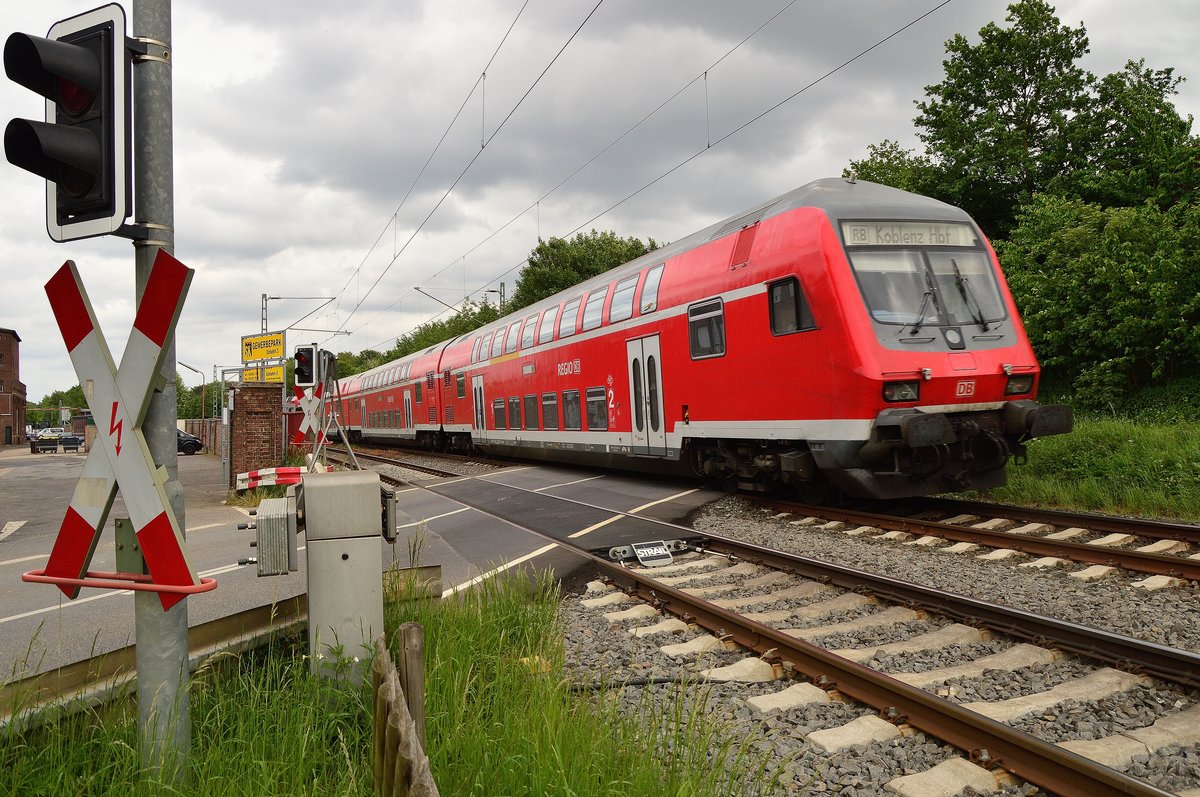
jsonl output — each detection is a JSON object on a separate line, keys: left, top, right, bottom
{"left": 329, "top": 178, "right": 1071, "bottom": 500}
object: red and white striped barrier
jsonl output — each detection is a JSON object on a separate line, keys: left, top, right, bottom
{"left": 236, "top": 464, "right": 331, "bottom": 491}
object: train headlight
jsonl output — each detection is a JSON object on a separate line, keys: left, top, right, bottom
{"left": 1005, "top": 375, "right": 1034, "bottom": 395}
{"left": 882, "top": 381, "right": 920, "bottom": 402}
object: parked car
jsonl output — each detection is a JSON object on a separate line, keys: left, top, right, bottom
{"left": 177, "top": 429, "right": 204, "bottom": 455}
{"left": 38, "top": 427, "right": 65, "bottom": 441}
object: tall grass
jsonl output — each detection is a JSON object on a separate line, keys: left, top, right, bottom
{"left": 980, "top": 416, "right": 1200, "bottom": 520}
{"left": 389, "top": 571, "right": 781, "bottom": 796}
{"left": 1, "top": 640, "right": 371, "bottom": 797}
{"left": 4, "top": 572, "right": 782, "bottom": 796}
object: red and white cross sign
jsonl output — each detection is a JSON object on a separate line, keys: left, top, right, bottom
{"left": 41, "top": 252, "right": 204, "bottom": 610}
{"left": 292, "top": 384, "right": 326, "bottom": 446}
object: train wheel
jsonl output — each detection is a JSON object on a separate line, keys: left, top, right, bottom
{"left": 795, "top": 474, "right": 837, "bottom": 506}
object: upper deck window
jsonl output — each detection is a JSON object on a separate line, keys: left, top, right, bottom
{"left": 520, "top": 314, "right": 539, "bottom": 349}
{"left": 581, "top": 288, "right": 607, "bottom": 332}
{"left": 609, "top": 274, "right": 639, "bottom": 323}
{"left": 558, "top": 297, "right": 582, "bottom": 338}
{"left": 538, "top": 307, "right": 558, "bottom": 344}
{"left": 505, "top": 320, "right": 522, "bottom": 354}
{"left": 640, "top": 263, "right": 665, "bottom": 313}
{"left": 840, "top": 220, "right": 1006, "bottom": 330}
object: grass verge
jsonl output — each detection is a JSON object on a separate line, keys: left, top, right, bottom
{"left": 976, "top": 416, "right": 1200, "bottom": 520}
{"left": 3, "top": 572, "right": 781, "bottom": 795}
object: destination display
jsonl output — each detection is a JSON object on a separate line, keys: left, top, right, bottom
{"left": 841, "top": 221, "right": 978, "bottom": 247}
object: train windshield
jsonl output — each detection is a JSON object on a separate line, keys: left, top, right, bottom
{"left": 841, "top": 221, "right": 1007, "bottom": 331}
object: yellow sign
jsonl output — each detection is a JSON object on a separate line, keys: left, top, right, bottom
{"left": 241, "top": 331, "right": 285, "bottom": 363}
{"left": 241, "top": 366, "right": 284, "bottom": 383}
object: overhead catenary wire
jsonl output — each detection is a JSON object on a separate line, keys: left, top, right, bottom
{"left": 348, "top": 0, "right": 802, "bottom": 344}
{"left": 328, "top": 0, "right": 607, "bottom": 345}
{"left": 355, "top": 0, "right": 956, "bottom": 352}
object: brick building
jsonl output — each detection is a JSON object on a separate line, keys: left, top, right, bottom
{"left": 0, "top": 329, "right": 27, "bottom": 446}
{"left": 227, "top": 381, "right": 284, "bottom": 488}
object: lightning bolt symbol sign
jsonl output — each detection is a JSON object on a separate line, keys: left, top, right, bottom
{"left": 109, "top": 400, "right": 123, "bottom": 457}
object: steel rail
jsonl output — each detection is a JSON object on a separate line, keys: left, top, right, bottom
{"left": 759, "top": 499, "right": 1200, "bottom": 581}
{"left": 595, "top": 556, "right": 1175, "bottom": 797}
{"left": 693, "top": 535, "right": 1200, "bottom": 689}
{"left": 908, "top": 497, "right": 1200, "bottom": 544}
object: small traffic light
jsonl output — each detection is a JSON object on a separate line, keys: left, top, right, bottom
{"left": 3, "top": 5, "right": 130, "bottom": 242}
{"left": 294, "top": 345, "right": 317, "bottom": 387}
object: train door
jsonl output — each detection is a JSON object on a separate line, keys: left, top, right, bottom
{"left": 471, "top": 375, "right": 488, "bottom": 443}
{"left": 403, "top": 390, "right": 413, "bottom": 433}
{"left": 625, "top": 335, "right": 666, "bottom": 456}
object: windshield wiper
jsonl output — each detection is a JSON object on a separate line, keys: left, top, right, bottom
{"left": 908, "top": 269, "right": 941, "bottom": 335}
{"left": 951, "top": 259, "right": 990, "bottom": 332}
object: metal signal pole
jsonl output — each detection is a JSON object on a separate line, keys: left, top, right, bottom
{"left": 131, "top": 0, "right": 189, "bottom": 778}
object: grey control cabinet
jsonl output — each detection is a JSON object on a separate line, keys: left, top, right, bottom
{"left": 302, "top": 470, "right": 384, "bottom": 681}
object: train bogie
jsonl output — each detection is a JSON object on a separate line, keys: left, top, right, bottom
{"left": 326, "top": 178, "right": 1071, "bottom": 500}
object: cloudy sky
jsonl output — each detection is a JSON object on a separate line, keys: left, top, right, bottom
{"left": 3, "top": 0, "right": 1198, "bottom": 405}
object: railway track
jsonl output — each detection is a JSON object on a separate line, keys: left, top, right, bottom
{"left": 750, "top": 497, "right": 1200, "bottom": 584}
{"left": 580, "top": 540, "right": 1200, "bottom": 796}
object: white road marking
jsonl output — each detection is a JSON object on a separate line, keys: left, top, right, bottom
{"left": 187, "top": 522, "right": 224, "bottom": 533}
{"left": 397, "top": 507, "right": 469, "bottom": 529}
{"left": 534, "top": 475, "right": 604, "bottom": 492}
{"left": 0, "top": 468, "right": 12, "bottom": 479}
{"left": 441, "top": 543, "right": 558, "bottom": 597}
{"left": 568, "top": 488, "right": 700, "bottom": 539}
{"left": 0, "top": 521, "right": 26, "bottom": 542}
{"left": 0, "top": 553, "right": 48, "bottom": 567}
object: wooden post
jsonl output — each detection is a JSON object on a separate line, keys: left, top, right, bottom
{"left": 396, "top": 622, "right": 426, "bottom": 748}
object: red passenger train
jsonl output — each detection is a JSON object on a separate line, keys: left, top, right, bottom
{"left": 327, "top": 178, "right": 1071, "bottom": 500}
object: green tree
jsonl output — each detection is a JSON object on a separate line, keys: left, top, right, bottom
{"left": 508, "top": 230, "right": 658, "bottom": 312}
{"left": 998, "top": 195, "right": 1200, "bottom": 405}
{"left": 1051, "top": 59, "right": 1199, "bottom": 210}
{"left": 843, "top": 139, "right": 944, "bottom": 197}
{"left": 31, "top": 385, "right": 87, "bottom": 427}
{"left": 913, "top": 0, "right": 1092, "bottom": 236}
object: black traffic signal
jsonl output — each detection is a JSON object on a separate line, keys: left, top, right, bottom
{"left": 3, "top": 5, "right": 130, "bottom": 242}
{"left": 294, "top": 345, "right": 317, "bottom": 388}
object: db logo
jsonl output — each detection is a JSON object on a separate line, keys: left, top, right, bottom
{"left": 955, "top": 380, "right": 977, "bottom": 398}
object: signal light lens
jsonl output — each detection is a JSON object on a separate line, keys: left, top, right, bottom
{"left": 882, "top": 381, "right": 920, "bottom": 402}
{"left": 1005, "top": 375, "right": 1034, "bottom": 395}
{"left": 57, "top": 77, "right": 94, "bottom": 115}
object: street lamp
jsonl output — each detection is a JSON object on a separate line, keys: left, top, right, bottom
{"left": 178, "top": 361, "right": 205, "bottom": 449}
{"left": 484, "top": 282, "right": 506, "bottom": 311}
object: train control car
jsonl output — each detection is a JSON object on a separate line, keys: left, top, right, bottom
{"left": 329, "top": 178, "right": 1071, "bottom": 500}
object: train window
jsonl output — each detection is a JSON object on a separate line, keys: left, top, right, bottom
{"left": 524, "top": 395, "right": 539, "bottom": 430}
{"left": 490, "top": 329, "right": 505, "bottom": 359}
{"left": 585, "top": 387, "right": 607, "bottom": 430}
{"left": 640, "top": 263, "right": 665, "bottom": 313}
{"left": 558, "top": 297, "right": 582, "bottom": 338}
{"left": 581, "top": 289, "right": 607, "bottom": 332}
{"left": 563, "top": 390, "right": 582, "bottom": 431}
{"left": 492, "top": 398, "right": 506, "bottom": 430}
{"left": 481, "top": 333, "right": 493, "bottom": 360}
{"left": 609, "top": 275, "right": 639, "bottom": 323}
{"left": 688, "top": 298, "right": 726, "bottom": 359}
{"left": 520, "top": 313, "right": 539, "bottom": 349}
{"left": 508, "top": 396, "right": 521, "bottom": 429}
{"left": 505, "top": 320, "right": 521, "bottom": 354}
{"left": 538, "top": 307, "right": 558, "bottom": 343}
{"left": 769, "top": 278, "right": 816, "bottom": 334}
{"left": 456, "top": 373, "right": 466, "bottom": 399}
{"left": 541, "top": 392, "right": 559, "bottom": 430}
{"left": 471, "top": 338, "right": 481, "bottom": 364}
{"left": 415, "top": 382, "right": 423, "bottom": 403}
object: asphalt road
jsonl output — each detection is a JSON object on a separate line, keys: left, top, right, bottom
{"left": 0, "top": 444, "right": 721, "bottom": 683}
